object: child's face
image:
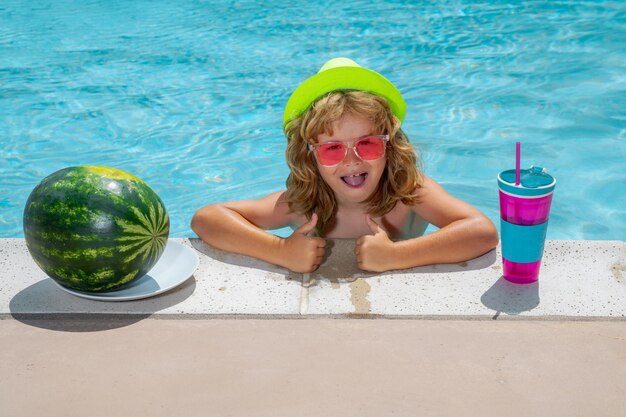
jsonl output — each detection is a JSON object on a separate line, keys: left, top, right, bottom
{"left": 314, "top": 113, "right": 386, "bottom": 207}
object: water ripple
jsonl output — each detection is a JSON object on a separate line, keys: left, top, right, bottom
{"left": 1, "top": 0, "right": 625, "bottom": 239}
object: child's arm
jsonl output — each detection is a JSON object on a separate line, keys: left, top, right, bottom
{"left": 191, "top": 191, "right": 326, "bottom": 273}
{"left": 356, "top": 176, "right": 499, "bottom": 272}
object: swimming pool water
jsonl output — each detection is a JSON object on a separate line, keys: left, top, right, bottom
{"left": 1, "top": 0, "right": 625, "bottom": 240}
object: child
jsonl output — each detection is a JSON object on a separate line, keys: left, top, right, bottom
{"left": 192, "top": 58, "right": 498, "bottom": 273}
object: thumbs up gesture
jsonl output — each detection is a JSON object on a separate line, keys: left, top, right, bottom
{"left": 281, "top": 213, "right": 326, "bottom": 273}
{"left": 355, "top": 216, "right": 395, "bottom": 272}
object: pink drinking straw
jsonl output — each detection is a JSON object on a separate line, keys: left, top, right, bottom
{"left": 515, "top": 141, "right": 521, "bottom": 186}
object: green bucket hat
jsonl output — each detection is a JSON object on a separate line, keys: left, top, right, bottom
{"left": 283, "top": 57, "right": 406, "bottom": 128}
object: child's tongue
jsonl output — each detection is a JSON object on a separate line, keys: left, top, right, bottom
{"left": 341, "top": 173, "right": 367, "bottom": 187}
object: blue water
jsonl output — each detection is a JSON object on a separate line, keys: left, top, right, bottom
{"left": 1, "top": 0, "right": 625, "bottom": 240}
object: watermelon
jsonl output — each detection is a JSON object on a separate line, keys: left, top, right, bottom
{"left": 23, "top": 166, "right": 170, "bottom": 292}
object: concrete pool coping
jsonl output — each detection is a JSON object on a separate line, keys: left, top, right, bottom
{"left": 1, "top": 238, "right": 625, "bottom": 319}
{"left": 2, "top": 238, "right": 625, "bottom": 416}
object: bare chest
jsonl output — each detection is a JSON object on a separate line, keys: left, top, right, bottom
{"left": 323, "top": 203, "right": 428, "bottom": 239}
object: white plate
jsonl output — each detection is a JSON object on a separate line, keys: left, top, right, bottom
{"left": 54, "top": 241, "right": 199, "bottom": 301}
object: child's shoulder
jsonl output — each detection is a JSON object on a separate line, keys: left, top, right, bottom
{"left": 256, "top": 190, "right": 293, "bottom": 214}
{"left": 261, "top": 190, "right": 308, "bottom": 225}
{"left": 413, "top": 174, "right": 446, "bottom": 199}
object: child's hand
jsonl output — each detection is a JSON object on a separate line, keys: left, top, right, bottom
{"left": 355, "top": 216, "right": 396, "bottom": 272}
{"left": 281, "top": 213, "right": 326, "bottom": 273}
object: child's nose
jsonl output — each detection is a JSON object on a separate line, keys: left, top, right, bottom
{"left": 343, "top": 145, "right": 361, "bottom": 164}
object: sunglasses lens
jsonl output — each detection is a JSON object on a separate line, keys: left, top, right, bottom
{"left": 356, "top": 136, "right": 386, "bottom": 160}
{"left": 316, "top": 143, "right": 346, "bottom": 166}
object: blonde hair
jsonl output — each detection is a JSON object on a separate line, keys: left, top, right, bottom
{"left": 284, "top": 91, "right": 423, "bottom": 236}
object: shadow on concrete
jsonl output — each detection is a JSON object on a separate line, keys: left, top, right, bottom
{"left": 191, "top": 238, "right": 372, "bottom": 287}
{"left": 189, "top": 238, "right": 303, "bottom": 282}
{"left": 190, "top": 238, "right": 499, "bottom": 285}
{"left": 9, "top": 276, "right": 196, "bottom": 332}
{"left": 8, "top": 313, "right": 154, "bottom": 332}
{"left": 480, "top": 277, "right": 540, "bottom": 318}
{"left": 403, "top": 249, "right": 499, "bottom": 274}
{"left": 302, "top": 243, "right": 500, "bottom": 288}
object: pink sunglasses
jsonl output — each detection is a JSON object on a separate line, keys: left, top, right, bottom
{"left": 308, "top": 134, "right": 389, "bottom": 167}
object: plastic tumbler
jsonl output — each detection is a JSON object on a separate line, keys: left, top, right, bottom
{"left": 498, "top": 166, "right": 556, "bottom": 284}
